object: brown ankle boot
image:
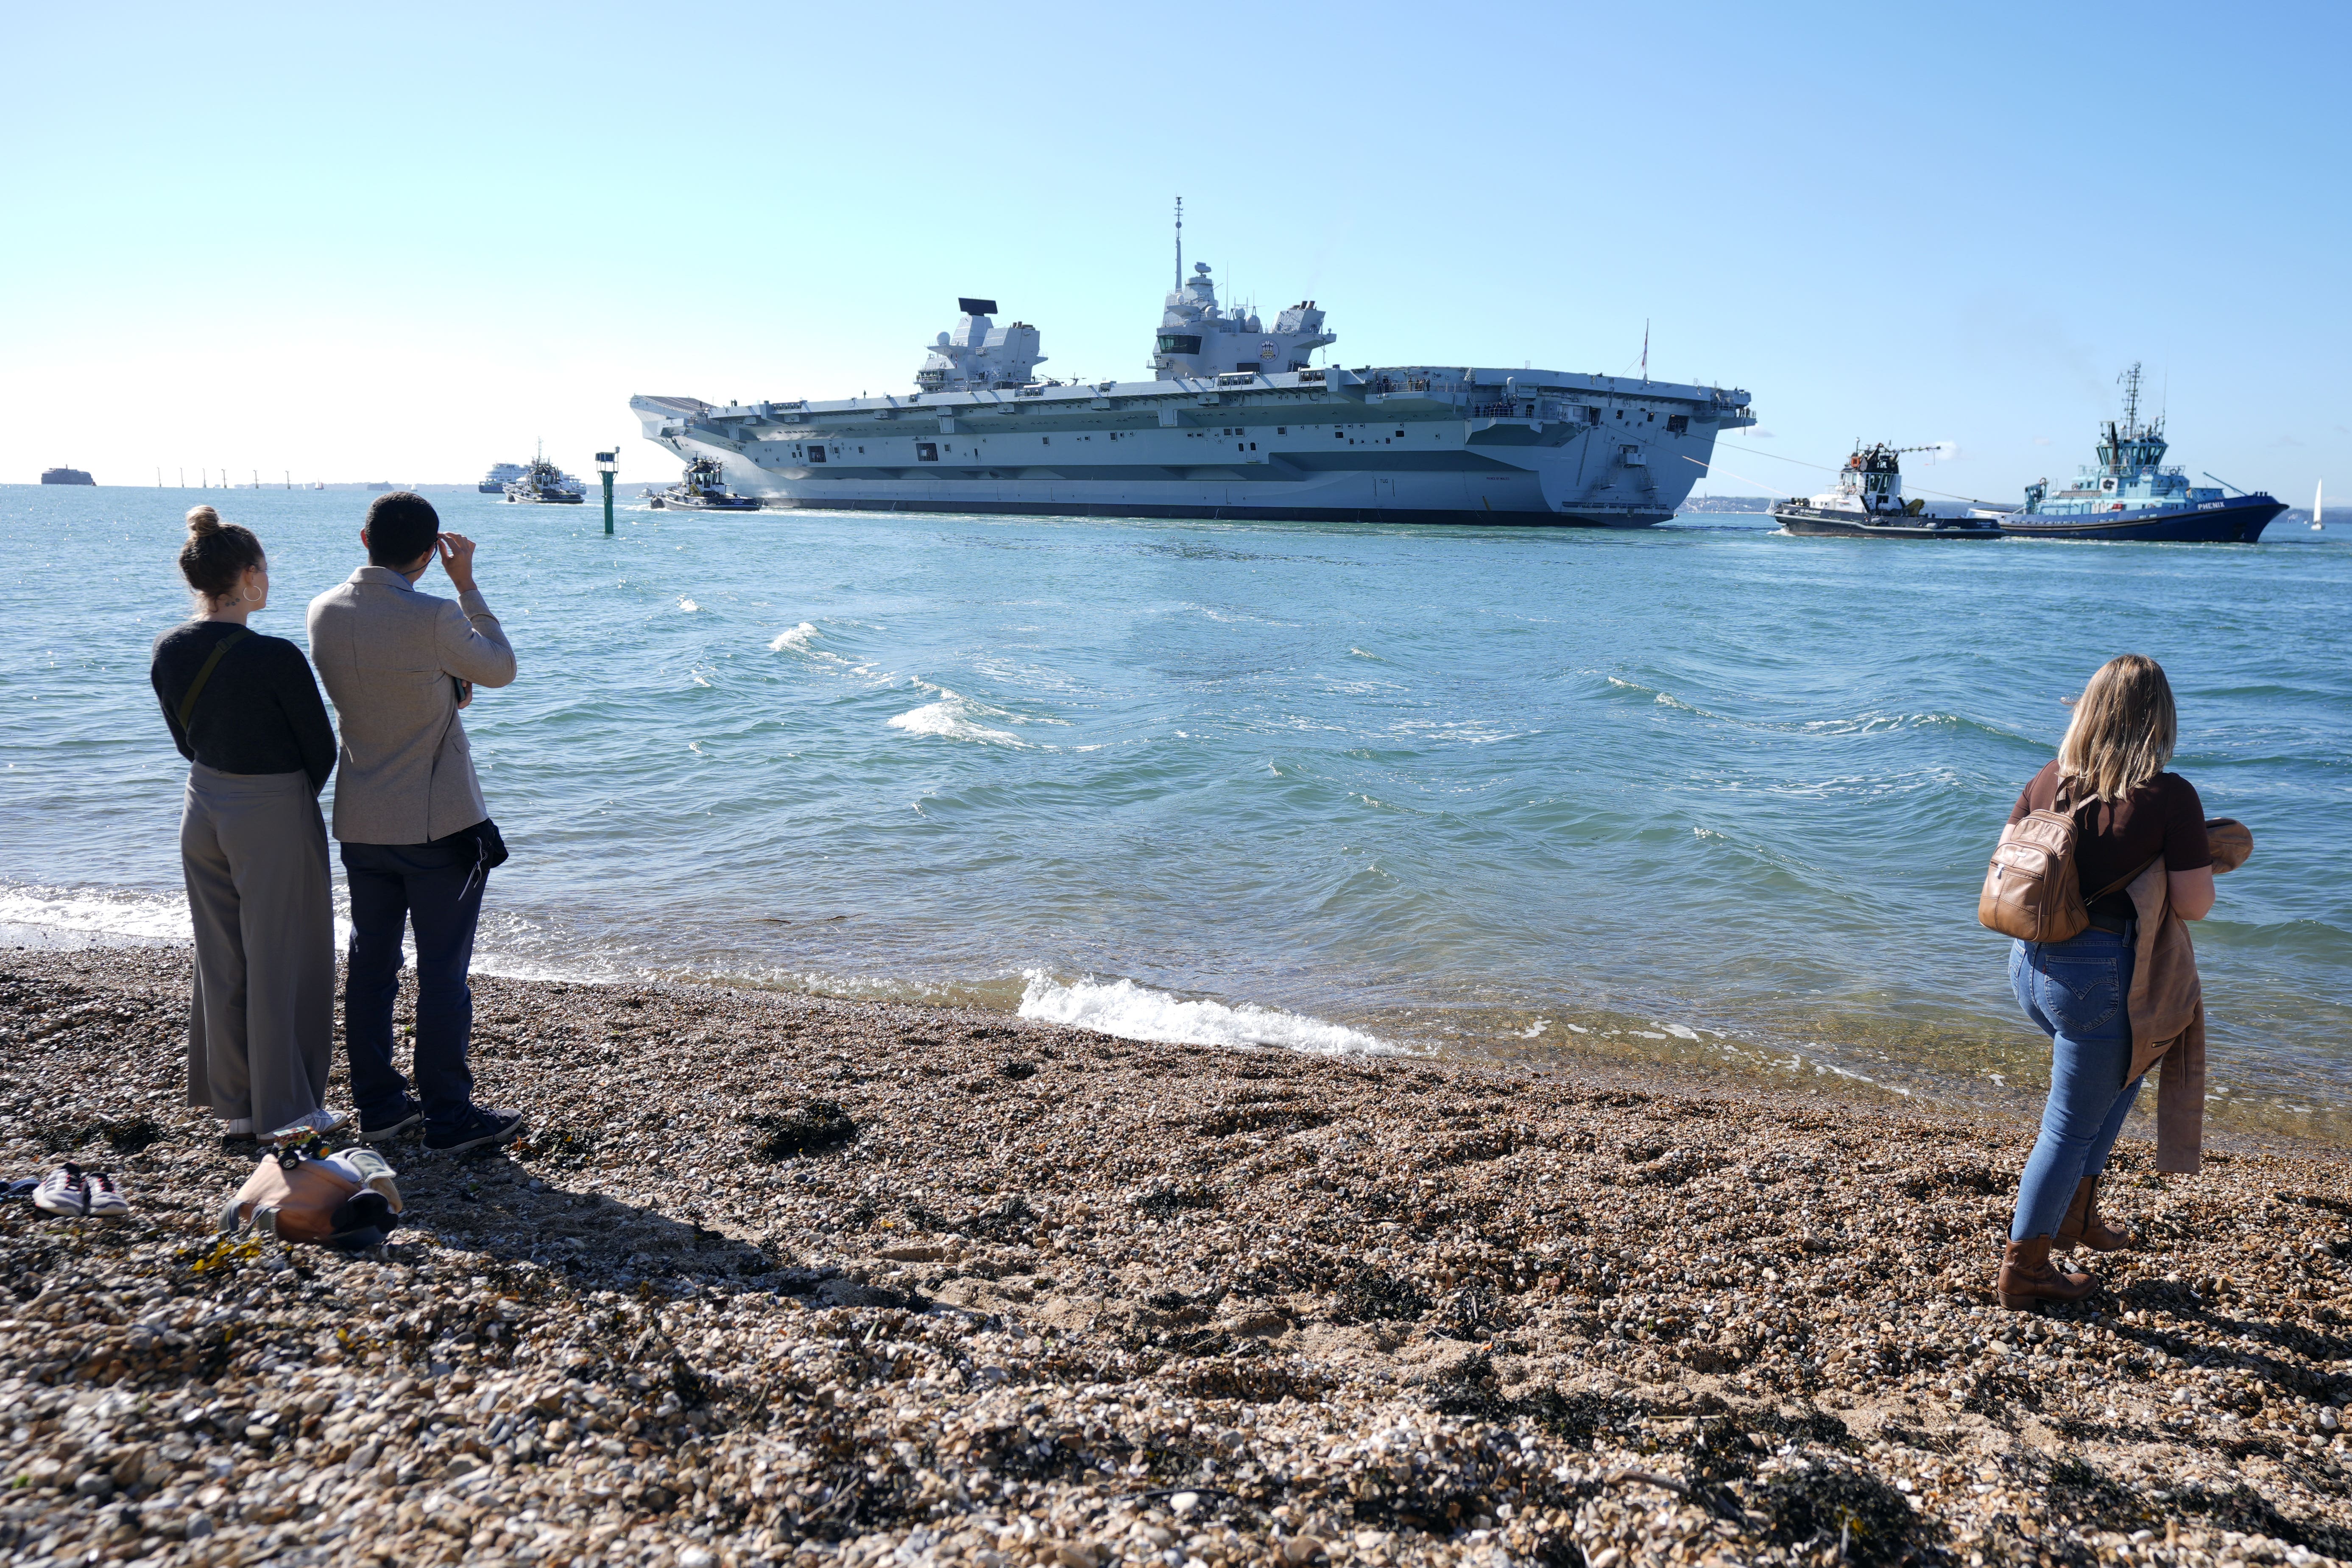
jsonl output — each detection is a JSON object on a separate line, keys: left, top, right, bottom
{"left": 2053, "top": 1174, "right": 2136, "bottom": 1253}
{"left": 1997, "top": 1236, "right": 2095, "bottom": 1310}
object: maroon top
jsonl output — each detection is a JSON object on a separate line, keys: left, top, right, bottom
{"left": 2010, "top": 761, "right": 2212, "bottom": 915}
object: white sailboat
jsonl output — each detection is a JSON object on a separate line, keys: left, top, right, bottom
{"left": 2314, "top": 480, "right": 2325, "bottom": 531}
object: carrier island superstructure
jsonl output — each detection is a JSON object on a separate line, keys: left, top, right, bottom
{"left": 631, "top": 261, "right": 1756, "bottom": 527}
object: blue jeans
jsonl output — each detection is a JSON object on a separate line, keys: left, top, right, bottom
{"left": 2008, "top": 928, "right": 2143, "bottom": 1240}
{"left": 340, "top": 839, "right": 485, "bottom": 1133}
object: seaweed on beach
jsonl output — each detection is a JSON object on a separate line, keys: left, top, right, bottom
{"left": 514, "top": 1124, "right": 600, "bottom": 1171}
{"left": 1326, "top": 1264, "right": 1431, "bottom": 1324}
{"left": 743, "top": 1098, "right": 859, "bottom": 1161}
{"left": 1753, "top": 1462, "right": 1931, "bottom": 1566}
{"left": 954, "top": 1192, "right": 1038, "bottom": 1239}
{"left": 2042, "top": 1451, "right": 2154, "bottom": 1532}
{"left": 1134, "top": 1181, "right": 1222, "bottom": 1217}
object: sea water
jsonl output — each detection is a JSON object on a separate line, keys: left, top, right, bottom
{"left": 3, "top": 485, "right": 2346, "bottom": 1145}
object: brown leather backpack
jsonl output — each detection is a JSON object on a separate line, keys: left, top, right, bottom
{"left": 1978, "top": 784, "right": 2136, "bottom": 942}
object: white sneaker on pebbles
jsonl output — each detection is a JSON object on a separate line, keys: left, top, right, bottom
{"left": 34, "top": 1164, "right": 129, "bottom": 1219}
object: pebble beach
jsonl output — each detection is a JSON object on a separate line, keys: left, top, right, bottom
{"left": 1, "top": 946, "right": 2347, "bottom": 1568}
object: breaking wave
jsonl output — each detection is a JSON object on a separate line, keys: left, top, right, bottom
{"left": 1016, "top": 971, "right": 1400, "bottom": 1057}
{"left": 0, "top": 883, "right": 191, "bottom": 947}
{"left": 887, "top": 683, "right": 1025, "bottom": 745}
{"left": 767, "top": 622, "right": 820, "bottom": 652}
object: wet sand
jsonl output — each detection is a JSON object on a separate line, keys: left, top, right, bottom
{"left": 1, "top": 947, "right": 2347, "bottom": 1568}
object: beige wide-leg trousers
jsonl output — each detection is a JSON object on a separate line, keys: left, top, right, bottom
{"left": 180, "top": 764, "right": 334, "bottom": 1133}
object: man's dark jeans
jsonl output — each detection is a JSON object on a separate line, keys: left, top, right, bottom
{"left": 340, "top": 839, "right": 485, "bottom": 1133}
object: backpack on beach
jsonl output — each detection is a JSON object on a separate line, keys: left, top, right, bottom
{"left": 220, "top": 1143, "right": 405, "bottom": 1252}
{"left": 1977, "top": 784, "right": 2133, "bottom": 943}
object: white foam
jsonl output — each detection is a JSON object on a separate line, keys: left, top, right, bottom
{"left": 0, "top": 883, "right": 192, "bottom": 946}
{"left": 887, "top": 702, "right": 1021, "bottom": 745}
{"left": 887, "top": 682, "right": 1024, "bottom": 745}
{"left": 767, "top": 622, "right": 819, "bottom": 652}
{"left": 1016, "top": 971, "right": 1399, "bottom": 1057}
{"left": 678, "top": 597, "right": 700, "bottom": 613}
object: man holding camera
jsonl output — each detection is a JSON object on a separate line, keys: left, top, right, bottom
{"left": 308, "top": 491, "right": 525, "bottom": 1153}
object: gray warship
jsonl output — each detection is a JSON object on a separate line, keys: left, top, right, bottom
{"left": 631, "top": 229, "right": 1755, "bottom": 527}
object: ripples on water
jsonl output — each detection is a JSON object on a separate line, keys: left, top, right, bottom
{"left": 3, "top": 487, "right": 2346, "bottom": 1144}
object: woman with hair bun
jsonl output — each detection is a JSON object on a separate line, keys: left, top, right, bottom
{"left": 149, "top": 505, "right": 343, "bottom": 1139}
{"left": 1995, "top": 653, "right": 2218, "bottom": 1308}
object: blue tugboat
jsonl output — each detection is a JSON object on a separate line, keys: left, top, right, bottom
{"left": 1999, "top": 365, "right": 2282, "bottom": 543}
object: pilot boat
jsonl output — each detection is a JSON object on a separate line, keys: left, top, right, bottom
{"left": 1770, "top": 444, "right": 2000, "bottom": 540}
{"left": 649, "top": 454, "right": 759, "bottom": 510}
{"left": 502, "top": 448, "right": 585, "bottom": 505}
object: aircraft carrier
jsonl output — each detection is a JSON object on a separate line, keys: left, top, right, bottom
{"left": 631, "top": 250, "right": 1755, "bottom": 528}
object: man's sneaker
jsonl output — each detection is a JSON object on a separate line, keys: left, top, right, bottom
{"left": 34, "top": 1165, "right": 128, "bottom": 1219}
{"left": 219, "top": 1117, "right": 256, "bottom": 1138}
{"left": 356, "top": 1101, "right": 424, "bottom": 1143}
{"left": 424, "top": 1106, "right": 525, "bottom": 1155}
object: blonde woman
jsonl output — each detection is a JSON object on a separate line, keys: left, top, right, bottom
{"left": 1997, "top": 653, "right": 2215, "bottom": 1307}
{"left": 149, "top": 506, "right": 343, "bottom": 1138}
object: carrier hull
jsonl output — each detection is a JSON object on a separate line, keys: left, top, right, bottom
{"left": 633, "top": 367, "right": 1753, "bottom": 531}
{"left": 748, "top": 494, "right": 1668, "bottom": 527}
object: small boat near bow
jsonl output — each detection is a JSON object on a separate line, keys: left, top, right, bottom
{"left": 648, "top": 455, "right": 759, "bottom": 511}
{"left": 1769, "top": 444, "right": 2000, "bottom": 540}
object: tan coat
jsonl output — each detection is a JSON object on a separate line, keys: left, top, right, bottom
{"left": 306, "top": 567, "right": 516, "bottom": 845}
{"left": 2124, "top": 818, "right": 2252, "bottom": 1174}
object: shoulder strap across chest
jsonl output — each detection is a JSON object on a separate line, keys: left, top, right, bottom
{"left": 176, "top": 628, "right": 254, "bottom": 728}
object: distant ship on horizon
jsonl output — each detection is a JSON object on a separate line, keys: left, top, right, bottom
{"left": 40, "top": 466, "right": 94, "bottom": 486}
{"left": 479, "top": 462, "right": 527, "bottom": 494}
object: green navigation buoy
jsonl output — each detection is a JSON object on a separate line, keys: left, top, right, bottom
{"left": 596, "top": 449, "right": 617, "bottom": 535}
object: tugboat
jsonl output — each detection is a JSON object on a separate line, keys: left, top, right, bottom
{"left": 648, "top": 455, "right": 759, "bottom": 510}
{"left": 1770, "top": 444, "right": 2000, "bottom": 540}
{"left": 2000, "top": 365, "right": 2283, "bottom": 543}
{"left": 39, "top": 466, "right": 95, "bottom": 486}
{"left": 501, "top": 447, "right": 586, "bottom": 505}
{"left": 478, "top": 462, "right": 527, "bottom": 494}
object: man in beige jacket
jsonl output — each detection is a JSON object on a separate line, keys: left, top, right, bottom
{"left": 307, "top": 492, "right": 523, "bottom": 1153}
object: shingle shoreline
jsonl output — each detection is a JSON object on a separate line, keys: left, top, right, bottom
{"left": 1, "top": 947, "right": 2346, "bottom": 1567}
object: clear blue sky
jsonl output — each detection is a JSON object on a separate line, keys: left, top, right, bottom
{"left": 4, "top": 1, "right": 2344, "bottom": 499}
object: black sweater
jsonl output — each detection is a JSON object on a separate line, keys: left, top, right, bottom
{"left": 150, "top": 622, "right": 337, "bottom": 794}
